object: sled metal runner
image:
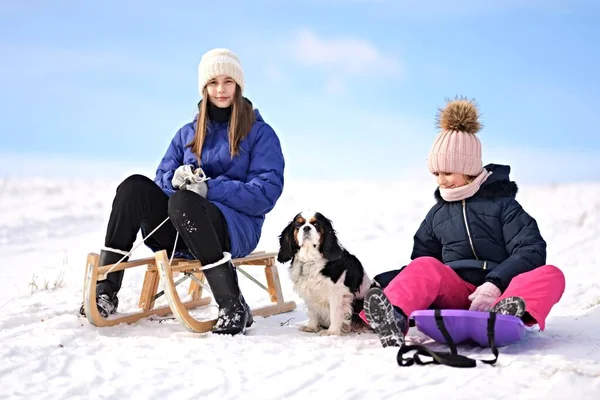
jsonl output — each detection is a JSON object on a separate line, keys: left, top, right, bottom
{"left": 82, "top": 250, "right": 297, "bottom": 332}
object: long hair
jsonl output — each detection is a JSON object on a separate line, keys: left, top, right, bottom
{"left": 187, "top": 84, "right": 255, "bottom": 163}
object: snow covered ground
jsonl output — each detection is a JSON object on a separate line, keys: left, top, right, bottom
{"left": 1, "top": 175, "right": 600, "bottom": 399}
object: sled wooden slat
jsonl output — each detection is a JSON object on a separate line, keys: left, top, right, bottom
{"left": 154, "top": 249, "right": 297, "bottom": 333}
{"left": 83, "top": 253, "right": 211, "bottom": 328}
{"left": 97, "top": 258, "right": 204, "bottom": 280}
{"left": 82, "top": 249, "right": 296, "bottom": 331}
{"left": 265, "top": 265, "right": 281, "bottom": 302}
{"left": 187, "top": 271, "right": 206, "bottom": 301}
{"left": 154, "top": 250, "right": 217, "bottom": 332}
{"left": 95, "top": 256, "right": 157, "bottom": 278}
{"left": 249, "top": 262, "right": 297, "bottom": 317}
{"left": 138, "top": 265, "right": 160, "bottom": 310}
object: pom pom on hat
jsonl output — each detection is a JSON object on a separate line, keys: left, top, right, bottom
{"left": 427, "top": 96, "right": 484, "bottom": 176}
{"left": 198, "top": 48, "right": 245, "bottom": 95}
{"left": 436, "top": 96, "right": 482, "bottom": 135}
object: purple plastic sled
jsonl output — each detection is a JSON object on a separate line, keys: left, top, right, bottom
{"left": 410, "top": 309, "right": 526, "bottom": 347}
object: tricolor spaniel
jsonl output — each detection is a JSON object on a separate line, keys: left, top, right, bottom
{"left": 277, "top": 211, "right": 371, "bottom": 336}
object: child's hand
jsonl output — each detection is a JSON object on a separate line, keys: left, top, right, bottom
{"left": 468, "top": 282, "right": 501, "bottom": 312}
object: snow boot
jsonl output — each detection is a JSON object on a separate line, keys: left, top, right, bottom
{"left": 79, "top": 249, "right": 128, "bottom": 318}
{"left": 202, "top": 252, "right": 253, "bottom": 335}
{"left": 490, "top": 296, "right": 526, "bottom": 318}
{"left": 363, "top": 287, "right": 408, "bottom": 348}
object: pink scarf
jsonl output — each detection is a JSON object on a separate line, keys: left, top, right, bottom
{"left": 439, "top": 168, "right": 493, "bottom": 202}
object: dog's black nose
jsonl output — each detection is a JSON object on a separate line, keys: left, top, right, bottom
{"left": 303, "top": 226, "right": 311, "bottom": 232}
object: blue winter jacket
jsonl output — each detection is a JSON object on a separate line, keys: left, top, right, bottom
{"left": 410, "top": 164, "right": 547, "bottom": 292}
{"left": 153, "top": 108, "right": 285, "bottom": 258}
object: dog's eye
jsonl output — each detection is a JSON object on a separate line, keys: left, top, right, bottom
{"left": 312, "top": 221, "right": 320, "bottom": 228}
{"left": 294, "top": 221, "right": 302, "bottom": 228}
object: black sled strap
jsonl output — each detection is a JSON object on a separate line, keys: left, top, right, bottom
{"left": 396, "top": 309, "right": 499, "bottom": 368}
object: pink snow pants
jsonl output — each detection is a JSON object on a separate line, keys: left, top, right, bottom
{"left": 361, "top": 256, "right": 565, "bottom": 330}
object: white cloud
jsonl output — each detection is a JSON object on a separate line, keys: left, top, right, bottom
{"left": 291, "top": 28, "right": 400, "bottom": 76}
{"left": 285, "top": 28, "right": 401, "bottom": 95}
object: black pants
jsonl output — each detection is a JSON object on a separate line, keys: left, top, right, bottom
{"left": 102, "top": 174, "right": 230, "bottom": 293}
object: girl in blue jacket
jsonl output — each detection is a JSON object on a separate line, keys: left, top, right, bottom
{"left": 361, "top": 97, "right": 565, "bottom": 348}
{"left": 80, "top": 48, "right": 285, "bottom": 335}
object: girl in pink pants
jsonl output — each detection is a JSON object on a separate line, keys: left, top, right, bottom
{"left": 362, "top": 98, "right": 566, "bottom": 348}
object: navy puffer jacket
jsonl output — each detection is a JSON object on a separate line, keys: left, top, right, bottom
{"left": 408, "top": 163, "right": 546, "bottom": 292}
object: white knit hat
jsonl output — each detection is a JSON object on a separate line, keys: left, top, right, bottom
{"left": 197, "top": 48, "right": 245, "bottom": 95}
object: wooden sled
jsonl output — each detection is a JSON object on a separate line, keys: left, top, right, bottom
{"left": 82, "top": 249, "right": 296, "bottom": 331}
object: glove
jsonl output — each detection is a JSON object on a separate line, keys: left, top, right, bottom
{"left": 171, "top": 165, "right": 210, "bottom": 198}
{"left": 172, "top": 165, "right": 196, "bottom": 189}
{"left": 185, "top": 181, "right": 208, "bottom": 198}
{"left": 468, "top": 282, "right": 501, "bottom": 312}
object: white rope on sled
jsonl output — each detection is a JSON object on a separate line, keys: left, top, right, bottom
{"left": 102, "top": 214, "right": 224, "bottom": 295}
{"left": 104, "top": 167, "right": 213, "bottom": 276}
{"left": 104, "top": 216, "right": 174, "bottom": 275}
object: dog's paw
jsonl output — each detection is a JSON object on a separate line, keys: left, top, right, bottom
{"left": 319, "top": 328, "right": 343, "bottom": 336}
{"left": 299, "top": 325, "right": 321, "bottom": 333}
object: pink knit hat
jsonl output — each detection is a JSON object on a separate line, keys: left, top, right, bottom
{"left": 427, "top": 97, "right": 483, "bottom": 176}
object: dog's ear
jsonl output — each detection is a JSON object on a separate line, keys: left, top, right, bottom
{"left": 320, "top": 217, "right": 343, "bottom": 261}
{"left": 322, "top": 231, "right": 343, "bottom": 261}
{"left": 277, "top": 218, "right": 298, "bottom": 263}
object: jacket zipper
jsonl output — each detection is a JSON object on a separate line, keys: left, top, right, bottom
{"left": 461, "top": 199, "right": 482, "bottom": 267}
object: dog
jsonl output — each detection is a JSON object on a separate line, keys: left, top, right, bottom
{"left": 277, "top": 210, "right": 371, "bottom": 336}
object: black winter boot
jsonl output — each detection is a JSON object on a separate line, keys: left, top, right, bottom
{"left": 202, "top": 253, "right": 253, "bottom": 335}
{"left": 79, "top": 249, "right": 128, "bottom": 318}
{"left": 490, "top": 296, "right": 526, "bottom": 317}
{"left": 231, "top": 261, "right": 254, "bottom": 328}
{"left": 363, "top": 287, "right": 408, "bottom": 348}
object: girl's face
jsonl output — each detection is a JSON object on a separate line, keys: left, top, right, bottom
{"left": 435, "top": 172, "right": 469, "bottom": 189}
{"left": 206, "top": 75, "right": 237, "bottom": 108}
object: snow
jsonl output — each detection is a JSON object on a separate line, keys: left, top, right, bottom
{"left": 1, "top": 175, "right": 600, "bottom": 399}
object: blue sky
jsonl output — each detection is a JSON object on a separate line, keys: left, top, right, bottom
{"left": 1, "top": 0, "right": 599, "bottom": 184}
